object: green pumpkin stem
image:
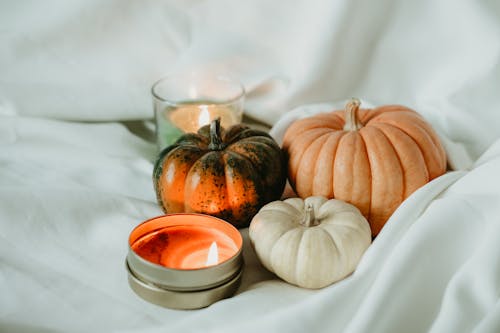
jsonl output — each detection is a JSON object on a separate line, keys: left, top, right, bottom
{"left": 343, "top": 98, "right": 363, "bottom": 131}
{"left": 208, "top": 118, "right": 225, "bottom": 150}
{"left": 301, "top": 203, "right": 317, "bottom": 227}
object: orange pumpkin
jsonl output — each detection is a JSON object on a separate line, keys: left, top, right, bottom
{"left": 153, "top": 118, "right": 286, "bottom": 228}
{"left": 282, "top": 98, "right": 447, "bottom": 236}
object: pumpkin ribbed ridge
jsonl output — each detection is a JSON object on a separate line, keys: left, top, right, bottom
{"left": 333, "top": 131, "right": 372, "bottom": 218}
{"left": 311, "top": 131, "right": 344, "bottom": 198}
{"left": 372, "top": 123, "right": 429, "bottom": 197}
{"left": 360, "top": 126, "right": 404, "bottom": 233}
{"left": 296, "top": 132, "right": 332, "bottom": 197}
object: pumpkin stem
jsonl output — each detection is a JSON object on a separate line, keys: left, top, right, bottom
{"left": 301, "top": 203, "right": 317, "bottom": 227}
{"left": 208, "top": 118, "right": 225, "bottom": 150}
{"left": 343, "top": 98, "right": 363, "bottom": 131}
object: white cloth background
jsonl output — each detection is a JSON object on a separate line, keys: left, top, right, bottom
{"left": 1, "top": 0, "right": 500, "bottom": 332}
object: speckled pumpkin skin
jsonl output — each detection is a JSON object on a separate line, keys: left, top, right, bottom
{"left": 153, "top": 121, "right": 286, "bottom": 228}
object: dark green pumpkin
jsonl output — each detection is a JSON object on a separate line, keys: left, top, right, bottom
{"left": 153, "top": 118, "right": 286, "bottom": 228}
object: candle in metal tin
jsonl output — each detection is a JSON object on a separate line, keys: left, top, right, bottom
{"left": 126, "top": 214, "right": 243, "bottom": 310}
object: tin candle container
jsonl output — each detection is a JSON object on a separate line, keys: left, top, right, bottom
{"left": 126, "top": 214, "right": 244, "bottom": 310}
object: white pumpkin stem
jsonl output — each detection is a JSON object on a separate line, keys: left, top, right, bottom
{"left": 301, "top": 203, "right": 317, "bottom": 227}
{"left": 343, "top": 98, "right": 363, "bottom": 131}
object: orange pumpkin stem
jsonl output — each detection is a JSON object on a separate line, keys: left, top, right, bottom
{"left": 301, "top": 204, "right": 317, "bottom": 227}
{"left": 343, "top": 98, "right": 363, "bottom": 131}
{"left": 208, "top": 118, "right": 225, "bottom": 151}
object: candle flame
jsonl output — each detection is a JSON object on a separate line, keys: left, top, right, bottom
{"left": 205, "top": 241, "right": 219, "bottom": 266}
{"left": 198, "top": 105, "right": 211, "bottom": 128}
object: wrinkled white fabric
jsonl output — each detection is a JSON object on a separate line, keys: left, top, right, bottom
{"left": 1, "top": 0, "right": 500, "bottom": 332}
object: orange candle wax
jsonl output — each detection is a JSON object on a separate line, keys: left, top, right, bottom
{"left": 129, "top": 214, "right": 242, "bottom": 270}
{"left": 126, "top": 213, "right": 244, "bottom": 309}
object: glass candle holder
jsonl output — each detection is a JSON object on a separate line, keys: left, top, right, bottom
{"left": 152, "top": 72, "right": 245, "bottom": 150}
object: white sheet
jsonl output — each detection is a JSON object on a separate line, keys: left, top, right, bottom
{"left": 1, "top": 1, "right": 500, "bottom": 332}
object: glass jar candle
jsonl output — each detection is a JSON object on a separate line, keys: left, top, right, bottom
{"left": 152, "top": 72, "right": 245, "bottom": 150}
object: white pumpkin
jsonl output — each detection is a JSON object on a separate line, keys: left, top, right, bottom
{"left": 249, "top": 196, "right": 371, "bottom": 289}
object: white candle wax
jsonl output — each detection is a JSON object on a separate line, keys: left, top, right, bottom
{"left": 157, "top": 101, "right": 242, "bottom": 149}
